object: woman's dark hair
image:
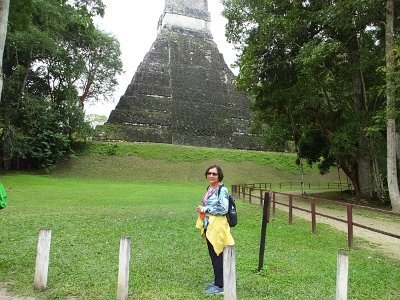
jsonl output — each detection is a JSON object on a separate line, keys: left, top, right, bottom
{"left": 205, "top": 165, "right": 224, "bottom": 182}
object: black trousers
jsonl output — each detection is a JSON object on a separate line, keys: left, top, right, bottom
{"left": 206, "top": 237, "right": 223, "bottom": 288}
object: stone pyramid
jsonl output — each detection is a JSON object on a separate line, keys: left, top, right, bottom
{"left": 98, "top": 0, "right": 262, "bottom": 150}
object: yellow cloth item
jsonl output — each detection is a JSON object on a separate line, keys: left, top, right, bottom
{"left": 196, "top": 214, "right": 235, "bottom": 256}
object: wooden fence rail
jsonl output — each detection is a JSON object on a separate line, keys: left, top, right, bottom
{"left": 237, "top": 182, "right": 353, "bottom": 192}
{"left": 232, "top": 184, "right": 400, "bottom": 249}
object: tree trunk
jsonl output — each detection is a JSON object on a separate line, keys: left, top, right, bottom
{"left": 0, "top": 0, "right": 9, "bottom": 103}
{"left": 346, "top": 33, "right": 386, "bottom": 202}
{"left": 0, "top": 0, "right": 10, "bottom": 171}
{"left": 337, "top": 157, "right": 361, "bottom": 197}
{"left": 360, "top": 148, "right": 386, "bottom": 203}
{"left": 357, "top": 150, "right": 373, "bottom": 198}
{"left": 385, "top": 0, "right": 400, "bottom": 212}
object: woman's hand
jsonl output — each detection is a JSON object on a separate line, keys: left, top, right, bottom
{"left": 196, "top": 205, "right": 203, "bottom": 213}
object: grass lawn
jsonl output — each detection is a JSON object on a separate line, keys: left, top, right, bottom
{"left": 0, "top": 174, "right": 399, "bottom": 299}
{"left": 52, "top": 141, "right": 342, "bottom": 185}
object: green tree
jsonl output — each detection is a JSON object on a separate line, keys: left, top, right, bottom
{"left": 223, "top": 0, "right": 394, "bottom": 202}
{"left": 77, "top": 29, "right": 123, "bottom": 109}
{"left": 0, "top": 0, "right": 121, "bottom": 170}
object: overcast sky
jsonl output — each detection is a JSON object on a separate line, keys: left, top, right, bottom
{"left": 87, "top": 0, "right": 238, "bottom": 117}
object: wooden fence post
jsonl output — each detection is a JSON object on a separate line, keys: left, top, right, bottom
{"left": 117, "top": 236, "right": 131, "bottom": 300}
{"left": 258, "top": 192, "right": 270, "bottom": 271}
{"left": 249, "top": 188, "right": 252, "bottom": 203}
{"left": 346, "top": 204, "right": 353, "bottom": 249}
{"left": 272, "top": 192, "right": 276, "bottom": 217}
{"left": 288, "top": 195, "right": 293, "bottom": 225}
{"left": 223, "top": 246, "right": 236, "bottom": 300}
{"left": 259, "top": 190, "right": 263, "bottom": 207}
{"left": 34, "top": 229, "right": 52, "bottom": 291}
{"left": 336, "top": 252, "right": 349, "bottom": 300}
{"left": 311, "top": 198, "right": 317, "bottom": 233}
{"left": 268, "top": 192, "right": 272, "bottom": 222}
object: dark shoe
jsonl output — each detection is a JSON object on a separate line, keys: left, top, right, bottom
{"left": 203, "top": 285, "right": 224, "bottom": 295}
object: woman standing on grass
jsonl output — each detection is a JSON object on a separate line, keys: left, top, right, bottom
{"left": 196, "top": 165, "right": 235, "bottom": 295}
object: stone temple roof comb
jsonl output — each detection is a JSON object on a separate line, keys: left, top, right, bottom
{"left": 157, "top": 0, "right": 211, "bottom": 36}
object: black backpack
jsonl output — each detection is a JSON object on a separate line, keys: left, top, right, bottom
{"left": 217, "top": 185, "right": 238, "bottom": 227}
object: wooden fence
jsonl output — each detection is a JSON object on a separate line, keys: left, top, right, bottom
{"left": 232, "top": 184, "right": 400, "bottom": 249}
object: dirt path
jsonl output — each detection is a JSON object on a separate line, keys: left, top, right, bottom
{"left": 252, "top": 191, "right": 400, "bottom": 260}
{"left": 0, "top": 283, "right": 35, "bottom": 300}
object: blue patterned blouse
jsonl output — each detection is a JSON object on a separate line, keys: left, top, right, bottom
{"left": 201, "top": 183, "right": 229, "bottom": 216}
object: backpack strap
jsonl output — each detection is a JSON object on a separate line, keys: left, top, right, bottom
{"left": 217, "top": 183, "right": 224, "bottom": 197}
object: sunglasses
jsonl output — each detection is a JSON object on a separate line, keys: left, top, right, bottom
{"left": 207, "top": 172, "right": 218, "bottom": 176}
